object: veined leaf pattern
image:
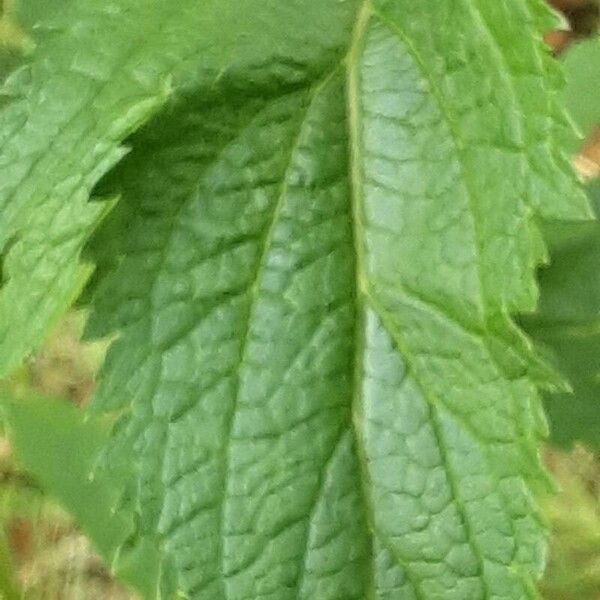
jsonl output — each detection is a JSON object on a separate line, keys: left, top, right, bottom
{"left": 0, "top": 1, "right": 590, "bottom": 598}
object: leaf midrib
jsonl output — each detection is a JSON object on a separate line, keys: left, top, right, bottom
{"left": 346, "top": 3, "right": 505, "bottom": 598}
{"left": 347, "top": 4, "right": 433, "bottom": 599}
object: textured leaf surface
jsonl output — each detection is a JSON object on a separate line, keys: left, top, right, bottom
{"left": 0, "top": 0, "right": 592, "bottom": 599}
{"left": 0, "top": 0, "right": 355, "bottom": 377}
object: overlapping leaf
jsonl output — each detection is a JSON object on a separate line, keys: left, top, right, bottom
{"left": 0, "top": 0, "right": 357, "bottom": 377}
{"left": 0, "top": 1, "right": 592, "bottom": 598}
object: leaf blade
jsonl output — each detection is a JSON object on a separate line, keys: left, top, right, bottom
{"left": 0, "top": 1, "right": 592, "bottom": 598}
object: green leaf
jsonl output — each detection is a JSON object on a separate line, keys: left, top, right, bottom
{"left": 0, "top": 396, "right": 156, "bottom": 592}
{"left": 0, "top": 395, "right": 180, "bottom": 597}
{"left": 522, "top": 180, "right": 600, "bottom": 450}
{"left": 0, "top": 0, "right": 358, "bottom": 376}
{"left": 0, "top": 1, "right": 166, "bottom": 377}
{"left": 563, "top": 36, "right": 600, "bottom": 144}
{"left": 0, "top": 0, "right": 592, "bottom": 598}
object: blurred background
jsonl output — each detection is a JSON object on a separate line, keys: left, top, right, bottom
{"left": 0, "top": 0, "right": 599, "bottom": 598}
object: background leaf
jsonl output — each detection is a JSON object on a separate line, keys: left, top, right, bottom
{"left": 0, "top": 401, "right": 130, "bottom": 565}
{"left": 562, "top": 37, "right": 600, "bottom": 142}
